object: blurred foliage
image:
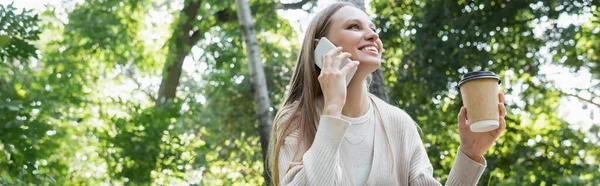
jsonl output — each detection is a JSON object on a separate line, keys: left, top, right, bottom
{"left": 0, "top": 3, "right": 39, "bottom": 63}
{"left": 0, "top": 3, "right": 66, "bottom": 185}
{"left": 373, "top": 0, "right": 600, "bottom": 185}
{"left": 0, "top": 0, "right": 598, "bottom": 185}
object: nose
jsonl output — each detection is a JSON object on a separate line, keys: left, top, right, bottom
{"left": 364, "top": 29, "right": 379, "bottom": 41}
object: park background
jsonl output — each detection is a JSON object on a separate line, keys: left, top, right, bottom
{"left": 1, "top": 0, "right": 599, "bottom": 185}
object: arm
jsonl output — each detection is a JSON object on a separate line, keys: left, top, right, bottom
{"left": 406, "top": 113, "right": 487, "bottom": 186}
{"left": 410, "top": 92, "right": 507, "bottom": 185}
{"left": 278, "top": 115, "right": 352, "bottom": 186}
{"left": 277, "top": 45, "right": 359, "bottom": 185}
{"left": 409, "top": 145, "right": 486, "bottom": 186}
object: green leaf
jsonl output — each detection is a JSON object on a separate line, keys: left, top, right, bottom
{"left": 0, "top": 34, "right": 10, "bottom": 48}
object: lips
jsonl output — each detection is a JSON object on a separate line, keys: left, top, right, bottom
{"left": 360, "top": 46, "right": 378, "bottom": 53}
{"left": 358, "top": 44, "right": 379, "bottom": 54}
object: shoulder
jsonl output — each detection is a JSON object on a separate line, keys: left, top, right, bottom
{"left": 369, "top": 94, "right": 418, "bottom": 134}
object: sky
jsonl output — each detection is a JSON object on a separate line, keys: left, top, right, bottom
{"left": 3, "top": 0, "right": 598, "bottom": 131}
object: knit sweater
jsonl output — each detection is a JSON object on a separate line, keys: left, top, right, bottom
{"left": 277, "top": 95, "right": 486, "bottom": 186}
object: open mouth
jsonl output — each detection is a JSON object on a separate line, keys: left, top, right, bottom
{"left": 359, "top": 46, "right": 379, "bottom": 53}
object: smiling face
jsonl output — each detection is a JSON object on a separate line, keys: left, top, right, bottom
{"left": 326, "top": 6, "right": 383, "bottom": 75}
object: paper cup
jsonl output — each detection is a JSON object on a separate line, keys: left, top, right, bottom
{"left": 458, "top": 71, "right": 501, "bottom": 132}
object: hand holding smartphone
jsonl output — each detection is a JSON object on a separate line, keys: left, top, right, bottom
{"left": 314, "top": 37, "right": 357, "bottom": 86}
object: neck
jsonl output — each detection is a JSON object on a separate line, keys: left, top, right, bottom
{"left": 342, "top": 78, "right": 370, "bottom": 117}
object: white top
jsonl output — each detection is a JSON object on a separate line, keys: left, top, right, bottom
{"left": 277, "top": 95, "right": 487, "bottom": 186}
{"left": 341, "top": 102, "right": 375, "bottom": 186}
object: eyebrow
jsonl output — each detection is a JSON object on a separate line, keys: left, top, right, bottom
{"left": 344, "top": 18, "right": 375, "bottom": 28}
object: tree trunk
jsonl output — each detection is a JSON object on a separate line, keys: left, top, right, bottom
{"left": 156, "top": 0, "right": 203, "bottom": 107}
{"left": 340, "top": 0, "right": 389, "bottom": 102}
{"left": 235, "top": 0, "right": 274, "bottom": 183}
{"left": 369, "top": 68, "right": 388, "bottom": 102}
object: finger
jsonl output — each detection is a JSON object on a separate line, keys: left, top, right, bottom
{"left": 494, "top": 115, "right": 506, "bottom": 136}
{"left": 341, "top": 60, "right": 360, "bottom": 74}
{"left": 498, "top": 92, "right": 505, "bottom": 104}
{"left": 323, "top": 47, "right": 343, "bottom": 70}
{"left": 320, "top": 54, "right": 330, "bottom": 71}
{"left": 457, "top": 107, "right": 469, "bottom": 130}
{"left": 498, "top": 103, "right": 507, "bottom": 118}
{"left": 325, "top": 46, "right": 343, "bottom": 56}
{"left": 334, "top": 52, "right": 352, "bottom": 71}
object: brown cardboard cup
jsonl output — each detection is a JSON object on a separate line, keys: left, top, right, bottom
{"left": 458, "top": 71, "right": 501, "bottom": 132}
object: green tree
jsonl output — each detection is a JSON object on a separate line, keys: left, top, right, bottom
{"left": 33, "top": 0, "right": 300, "bottom": 184}
{"left": 0, "top": 3, "right": 68, "bottom": 184}
{"left": 1, "top": 0, "right": 598, "bottom": 185}
{"left": 372, "top": 0, "right": 600, "bottom": 185}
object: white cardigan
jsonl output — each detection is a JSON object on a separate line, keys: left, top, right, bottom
{"left": 276, "top": 95, "right": 486, "bottom": 185}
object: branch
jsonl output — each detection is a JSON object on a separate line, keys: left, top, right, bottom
{"left": 562, "top": 92, "right": 600, "bottom": 108}
{"left": 190, "top": 30, "right": 202, "bottom": 45}
{"left": 125, "top": 66, "right": 157, "bottom": 103}
{"left": 216, "top": 8, "right": 236, "bottom": 22}
{"left": 279, "top": 0, "right": 313, "bottom": 10}
{"left": 187, "top": 0, "right": 311, "bottom": 45}
{"left": 528, "top": 82, "right": 600, "bottom": 108}
{"left": 186, "top": 8, "right": 235, "bottom": 45}
{"left": 180, "top": 0, "right": 203, "bottom": 45}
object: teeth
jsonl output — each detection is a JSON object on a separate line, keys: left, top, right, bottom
{"left": 361, "top": 46, "right": 378, "bottom": 53}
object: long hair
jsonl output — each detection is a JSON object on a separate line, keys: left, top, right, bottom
{"left": 267, "top": 2, "right": 355, "bottom": 185}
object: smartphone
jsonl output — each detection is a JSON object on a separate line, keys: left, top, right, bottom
{"left": 314, "top": 37, "right": 357, "bottom": 86}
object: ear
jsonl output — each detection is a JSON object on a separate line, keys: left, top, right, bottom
{"left": 314, "top": 39, "right": 320, "bottom": 46}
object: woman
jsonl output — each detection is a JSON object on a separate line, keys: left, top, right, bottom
{"left": 268, "top": 2, "right": 506, "bottom": 186}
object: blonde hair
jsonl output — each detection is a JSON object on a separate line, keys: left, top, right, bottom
{"left": 267, "top": 2, "right": 355, "bottom": 185}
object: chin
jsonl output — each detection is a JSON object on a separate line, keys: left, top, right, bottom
{"left": 356, "top": 58, "right": 381, "bottom": 74}
{"left": 358, "top": 57, "right": 381, "bottom": 67}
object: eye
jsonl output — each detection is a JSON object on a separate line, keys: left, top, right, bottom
{"left": 347, "top": 24, "right": 359, "bottom": 30}
{"left": 371, "top": 28, "right": 377, "bottom": 32}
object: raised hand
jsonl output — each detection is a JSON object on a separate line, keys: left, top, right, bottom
{"left": 318, "top": 47, "right": 360, "bottom": 117}
{"left": 457, "top": 92, "right": 507, "bottom": 163}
